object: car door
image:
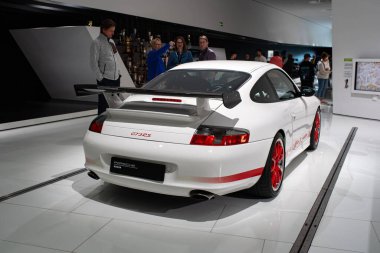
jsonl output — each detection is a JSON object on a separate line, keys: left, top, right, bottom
{"left": 266, "top": 69, "right": 306, "bottom": 159}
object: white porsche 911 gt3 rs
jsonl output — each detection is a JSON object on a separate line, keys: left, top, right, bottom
{"left": 83, "top": 61, "right": 320, "bottom": 199}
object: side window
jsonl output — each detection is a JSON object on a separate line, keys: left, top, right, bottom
{"left": 267, "top": 70, "right": 297, "bottom": 101}
{"left": 250, "top": 74, "right": 279, "bottom": 103}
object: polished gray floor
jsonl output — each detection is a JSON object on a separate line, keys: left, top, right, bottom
{"left": 0, "top": 117, "right": 92, "bottom": 196}
{"left": 0, "top": 106, "right": 379, "bottom": 253}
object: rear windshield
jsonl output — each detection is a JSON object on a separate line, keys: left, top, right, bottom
{"left": 143, "top": 69, "right": 251, "bottom": 93}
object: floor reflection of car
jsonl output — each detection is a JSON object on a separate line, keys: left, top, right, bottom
{"left": 83, "top": 61, "right": 320, "bottom": 199}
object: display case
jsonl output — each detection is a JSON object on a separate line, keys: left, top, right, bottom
{"left": 117, "top": 29, "right": 152, "bottom": 88}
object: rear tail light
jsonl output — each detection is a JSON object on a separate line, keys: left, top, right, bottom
{"left": 190, "top": 126, "right": 249, "bottom": 146}
{"left": 89, "top": 114, "right": 107, "bottom": 133}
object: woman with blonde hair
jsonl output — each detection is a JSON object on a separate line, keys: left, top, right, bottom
{"left": 147, "top": 38, "right": 174, "bottom": 81}
{"left": 316, "top": 52, "right": 331, "bottom": 100}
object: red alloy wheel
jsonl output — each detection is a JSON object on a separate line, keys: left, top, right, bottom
{"left": 271, "top": 139, "right": 284, "bottom": 191}
{"left": 314, "top": 112, "right": 321, "bottom": 144}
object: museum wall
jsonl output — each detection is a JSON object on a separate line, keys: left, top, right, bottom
{"left": 57, "top": 0, "right": 332, "bottom": 47}
{"left": 0, "top": 24, "right": 50, "bottom": 105}
{"left": 0, "top": 0, "right": 332, "bottom": 101}
{"left": 332, "top": 0, "right": 380, "bottom": 120}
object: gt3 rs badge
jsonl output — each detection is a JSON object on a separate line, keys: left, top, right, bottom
{"left": 131, "top": 132, "right": 151, "bottom": 138}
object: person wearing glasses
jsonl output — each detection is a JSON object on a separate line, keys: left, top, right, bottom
{"left": 147, "top": 38, "right": 174, "bottom": 81}
{"left": 90, "top": 19, "right": 120, "bottom": 115}
{"left": 167, "top": 36, "right": 193, "bottom": 70}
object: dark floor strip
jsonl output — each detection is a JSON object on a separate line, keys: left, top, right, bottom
{"left": 0, "top": 113, "right": 96, "bottom": 132}
{"left": 290, "top": 127, "right": 358, "bottom": 253}
{"left": 0, "top": 168, "right": 87, "bottom": 202}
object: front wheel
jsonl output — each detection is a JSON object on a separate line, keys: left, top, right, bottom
{"left": 308, "top": 109, "right": 321, "bottom": 150}
{"left": 247, "top": 132, "right": 285, "bottom": 198}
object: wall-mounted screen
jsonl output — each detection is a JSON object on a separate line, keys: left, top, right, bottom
{"left": 352, "top": 59, "right": 380, "bottom": 94}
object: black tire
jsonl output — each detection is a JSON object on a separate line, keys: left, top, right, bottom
{"left": 247, "top": 132, "right": 285, "bottom": 198}
{"left": 308, "top": 109, "right": 321, "bottom": 151}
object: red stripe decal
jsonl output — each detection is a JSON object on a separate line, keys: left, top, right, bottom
{"left": 195, "top": 167, "right": 264, "bottom": 183}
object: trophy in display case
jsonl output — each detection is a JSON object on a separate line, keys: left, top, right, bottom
{"left": 187, "top": 34, "right": 192, "bottom": 49}
{"left": 125, "top": 36, "right": 132, "bottom": 53}
{"left": 120, "top": 28, "right": 149, "bottom": 87}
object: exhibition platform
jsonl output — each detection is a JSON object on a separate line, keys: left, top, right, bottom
{"left": 0, "top": 104, "right": 379, "bottom": 253}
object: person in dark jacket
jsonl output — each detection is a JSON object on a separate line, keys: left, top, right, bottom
{"left": 167, "top": 36, "right": 193, "bottom": 69}
{"left": 90, "top": 19, "right": 120, "bottom": 115}
{"left": 283, "top": 54, "right": 295, "bottom": 78}
{"left": 147, "top": 38, "right": 174, "bottom": 81}
{"left": 198, "top": 35, "right": 216, "bottom": 61}
{"left": 298, "top": 53, "right": 315, "bottom": 89}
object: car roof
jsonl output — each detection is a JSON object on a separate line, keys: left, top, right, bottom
{"left": 171, "top": 60, "right": 274, "bottom": 74}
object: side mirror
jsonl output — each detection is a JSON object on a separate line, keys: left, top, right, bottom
{"left": 223, "top": 90, "right": 242, "bottom": 109}
{"left": 300, "top": 87, "right": 315, "bottom": 97}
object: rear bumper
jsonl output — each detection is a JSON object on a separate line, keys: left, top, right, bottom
{"left": 83, "top": 131, "right": 272, "bottom": 197}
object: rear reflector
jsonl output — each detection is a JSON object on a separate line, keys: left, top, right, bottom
{"left": 152, "top": 98, "right": 182, "bottom": 103}
{"left": 89, "top": 114, "right": 107, "bottom": 133}
{"left": 190, "top": 126, "right": 249, "bottom": 146}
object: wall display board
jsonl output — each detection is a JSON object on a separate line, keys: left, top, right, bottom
{"left": 352, "top": 59, "right": 380, "bottom": 95}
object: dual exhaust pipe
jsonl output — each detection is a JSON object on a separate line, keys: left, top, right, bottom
{"left": 87, "top": 170, "right": 99, "bottom": 180}
{"left": 87, "top": 171, "right": 215, "bottom": 201}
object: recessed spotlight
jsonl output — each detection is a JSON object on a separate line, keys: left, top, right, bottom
{"left": 309, "top": 0, "right": 321, "bottom": 4}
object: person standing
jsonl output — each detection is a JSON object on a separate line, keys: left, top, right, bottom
{"left": 311, "top": 54, "right": 317, "bottom": 66}
{"left": 254, "top": 49, "right": 267, "bottom": 62}
{"left": 298, "top": 53, "right": 315, "bottom": 89}
{"left": 269, "top": 51, "right": 283, "bottom": 68}
{"left": 198, "top": 35, "right": 216, "bottom": 61}
{"left": 229, "top": 52, "right": 238, "bottom": 60}
{"left": 283, "top": 54, "right": 295, "bottom": 77}
{"left": 147, "top": 38, "right": 174, "bottom": 81}
{"left": 316, "top": 52, "right": 332, "bottom": 100}
{"left": 167, "top": 36, "right": 193, "bottom": 69}
{"left": 90, "top": 19, "right": 121, "bottom": 115}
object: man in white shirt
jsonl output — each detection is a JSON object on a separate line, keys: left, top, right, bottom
{"left": 254, "top": 49, "right": 267, "bottom": 62}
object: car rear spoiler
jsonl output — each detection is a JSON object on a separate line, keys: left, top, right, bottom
{"left": 74, "top": 84, "right": 242, "bottom": 109}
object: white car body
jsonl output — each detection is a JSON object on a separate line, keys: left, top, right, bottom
{"left": 83, "top": 61, "right": 320, "bottom": 197}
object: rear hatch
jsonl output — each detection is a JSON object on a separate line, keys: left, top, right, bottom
{"left": 101, "top": 94, "right": 223, "bottom": 144}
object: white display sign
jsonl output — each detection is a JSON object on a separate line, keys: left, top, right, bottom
{"left": 351, "top": 58, "right": 380, "bottom": 95}
{"left": 343, "top": 58, "right": 353, "bottom": 90}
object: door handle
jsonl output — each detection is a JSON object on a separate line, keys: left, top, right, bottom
{"left": 291, "top": 113, "right": 296, "bottom": 119}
